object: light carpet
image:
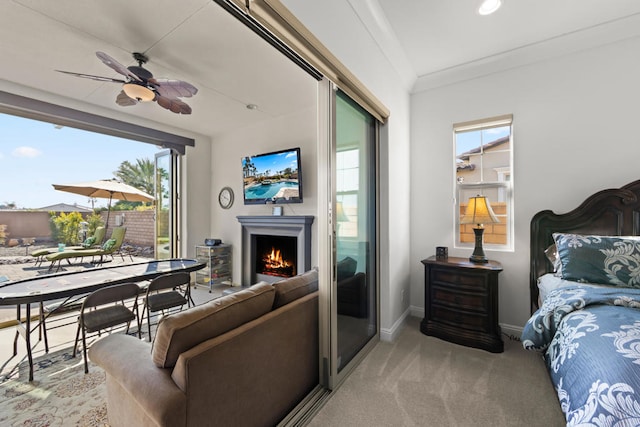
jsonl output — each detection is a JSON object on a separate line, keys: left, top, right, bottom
{"left": 309, "top": 316, "right": 566, "bottom": 427}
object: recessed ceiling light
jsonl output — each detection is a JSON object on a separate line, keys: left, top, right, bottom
{"left": 478, "top": 0, "right": 502, "bottom": 15}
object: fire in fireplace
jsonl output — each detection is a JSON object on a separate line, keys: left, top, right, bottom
{"left": 255, "top": 235, "right": 297, "bottom": 278}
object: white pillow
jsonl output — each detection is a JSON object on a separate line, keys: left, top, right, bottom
{"left": 537, "top": 273, "right": 604, "bottom": 306}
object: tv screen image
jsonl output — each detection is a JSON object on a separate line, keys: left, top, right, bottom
{"left": 242, "top": 147, "right": 303, "bottom": 204}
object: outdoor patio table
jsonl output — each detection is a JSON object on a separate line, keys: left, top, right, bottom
{"left": 0, "top": 258, "right": 205, "bottom": 381}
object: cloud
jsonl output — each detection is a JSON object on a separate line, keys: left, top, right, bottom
{"left": 12, "top": 146, "right": 42, "bottom": 158}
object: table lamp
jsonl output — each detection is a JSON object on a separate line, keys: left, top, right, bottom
{"left": 336, "top": 201, "right": 348, "bottom": 222}
{"left": 460, "top": 195, "right": 499, "bottom": 263}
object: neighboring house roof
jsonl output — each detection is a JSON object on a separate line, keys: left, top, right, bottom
{"left": 456, "top": 163, "right": 476, "bottom": 172}
{"left": 38, "top": 203, "right": 93, "bottom": 213}
{"left": 456, "top": 136, "right": 509, "bottom": 162}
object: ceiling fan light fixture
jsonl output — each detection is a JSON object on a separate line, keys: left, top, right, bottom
{"left": 122, "top": 83, "right": 155, "bottom": 102}
{"left": 478, "top": 0, "right": 502, "bottom": 15}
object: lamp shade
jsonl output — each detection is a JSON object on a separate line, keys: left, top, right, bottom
{"left": 336, "top": 201, "right": 349, "bottom": 222}
{"left": 122, "top": 83, "right": 155, "bottom": 102}
{"left": 460, "top": 196, "right": 499, "bottom": 226}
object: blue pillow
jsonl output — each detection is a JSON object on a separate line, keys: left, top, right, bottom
{"left": 553, "top": 233, "right": 640, "bottom": 287}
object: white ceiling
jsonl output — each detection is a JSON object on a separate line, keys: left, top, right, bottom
{"left": 371, "top": 0, "right": 640, "bottom": 90}
{"left": 0, "top": 0, "right": 317, "bottom": 138}
{"left": 3, "top": 0, "right": 640, "bottom": 137}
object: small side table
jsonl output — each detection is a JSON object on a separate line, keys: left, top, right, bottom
{"left": 420, "top": 256, "right": 503, "bottom": 353}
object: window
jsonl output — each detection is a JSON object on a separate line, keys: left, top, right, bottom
{"left": 454, "top": 114, "right": 513, "bottom": 251}
{"left": 336, "top": 148, "right": 359, "bottom": 238}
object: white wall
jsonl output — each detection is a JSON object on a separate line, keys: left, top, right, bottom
{"left": 282, "top": 0, "right": 413, "bottom": 340}
{"left": 209, "top": 105, "right": 318, "bottom": 285}
{"left": 182, "top": 136, "right": 212, "bottom": 259}
{"left": 411, "top": 36, "right": 640, "bottom": 330}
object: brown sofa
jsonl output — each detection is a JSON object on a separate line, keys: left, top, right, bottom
{"left": 89, "top": 269, "right": 319, "bottom": 427}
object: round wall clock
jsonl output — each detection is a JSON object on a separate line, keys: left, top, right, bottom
{"left": 218, "top": 187, "right": 234, "bottom": 209}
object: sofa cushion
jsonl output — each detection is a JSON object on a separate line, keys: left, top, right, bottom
{"left": 272, "top": 268, "right": 318, "bottom": 309}
{"left": 152, "top": 281, "right": 274, "bottom": 368}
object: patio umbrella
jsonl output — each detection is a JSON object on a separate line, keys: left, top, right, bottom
{"left": 52, "top": 179, "right": 154, "bottom": 230}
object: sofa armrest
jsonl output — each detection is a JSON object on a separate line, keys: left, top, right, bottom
{"left": 89, "top": 334, "right": 187, "bottom": 426}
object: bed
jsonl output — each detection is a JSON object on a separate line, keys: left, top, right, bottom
{"left": 523, "top": 179, "right": 640, "bottom": 426}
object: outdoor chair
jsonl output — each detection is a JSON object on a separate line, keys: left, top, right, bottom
{"left": 45, "top": 227, "right": 127, "bottom": 272}
{"left": 73, "top": 282, "right": 141, "bottom": 373}
{"left": 31, "top": 226, "right": 106, "bottom": 267}
{"left": 81, "top": 226, "right": 107, "bottom": 248}
{"left": 141, "top": 272, "right": 191, "bottom": 342}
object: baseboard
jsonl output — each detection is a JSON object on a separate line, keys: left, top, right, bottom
{"left": 410, "top": 304, "right": 424, "bottom": 318}
{"left": 386, "top": 306, "right": 523, "bottom": 342}
{"left": 500, "top": 322, "right": 523, "bottom": 340}
{"left": 380, "top": 307, "right": 410, "bottom": 342}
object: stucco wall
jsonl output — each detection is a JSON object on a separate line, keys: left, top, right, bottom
{"left": 0, "top": 211, "right": 53, "bottom": 241}
{"left": 0, "top": 210, "right": 155, "bottom": 246}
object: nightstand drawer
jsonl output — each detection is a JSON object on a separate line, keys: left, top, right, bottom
{"left": 430, "top": 305, "right": 489, "bottom": 332}
{"left": 431, "top": 286, "right": 487, "bottom": 312}
{"left": 421, "top": 256, "right": 503, "bottom": 353}
{"left": 432, "top": 269, "right": 486, "bottom": 290}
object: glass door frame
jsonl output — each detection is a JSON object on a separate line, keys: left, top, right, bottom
{"left": 318, "top": 80, "right": 381, "bottom": 391}
{"left": 154, "top": 150, "right": 180, "bottom": 259}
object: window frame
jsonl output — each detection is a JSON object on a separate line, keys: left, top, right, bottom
{"left": 453, "top": 114, "right": 514, "bottom": 252}
{"left": 336, "top": 147, "right": 360, "bottom": 239}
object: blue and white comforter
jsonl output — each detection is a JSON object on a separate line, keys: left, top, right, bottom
{"left": 522, "top": 285, "right": 640, "bottom": 426}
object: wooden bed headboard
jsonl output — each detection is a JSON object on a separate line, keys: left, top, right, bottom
{"left": 530, "top": 179, "right": 640, "bottom": 313}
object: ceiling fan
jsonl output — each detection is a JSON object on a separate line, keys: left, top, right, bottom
{"left": 57, "top": 51, "right": 198, "bottom": 114}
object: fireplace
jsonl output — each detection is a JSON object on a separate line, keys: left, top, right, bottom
{"left": 237, "top": 216, "right": 314, "bottom": 284}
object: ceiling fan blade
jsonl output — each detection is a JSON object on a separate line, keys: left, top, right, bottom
{"left": 116, "top": 90, "right": 139, "bottom": 107}
{"left": 96, "top": 51, "right": 142, "bottom": 82}
{"left": 56, "top": 69, "right": 126, "bottom": 83}
{"left": 155, "top": 94, "right": 192, "bottom": 114}
{"left": 152, "top": 79, "right": 198, "bottom": 99}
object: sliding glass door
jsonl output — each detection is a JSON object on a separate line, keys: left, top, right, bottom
{"left": 155, "top": 150, "right": 179, "bottom": 259}
{"left": 334, "top": 90, "right": 378, "bottom": 375}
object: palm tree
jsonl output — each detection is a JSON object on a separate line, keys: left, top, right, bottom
{"left": 113, "top": 158, "right": 154, "bottom": 210}
{"left": 114, "top": 158, "right": 154, "bottom": 196}
{"left": 243, "top": 157, "right": 257, "bottom": 178}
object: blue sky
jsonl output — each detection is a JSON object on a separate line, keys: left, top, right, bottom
{"left": 0, "top": 114, "right": 160, "bottom": 209}
{"left": 246, "top": 149, "right": 299, "bottom": 175}
{"left": 456, "top": 126, "right": 510, "bottom": 156}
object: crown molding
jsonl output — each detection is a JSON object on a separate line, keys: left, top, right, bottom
{"left": 413, "top": 12, "right": 640, "bottom": 93}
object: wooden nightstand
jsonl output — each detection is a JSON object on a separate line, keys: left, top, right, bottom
{"left": 420, "top": 256, "right": 503, "bottom": 353}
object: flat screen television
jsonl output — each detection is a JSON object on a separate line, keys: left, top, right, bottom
{"left": 242, "top": 147, "right": 303, "bottom": 205}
